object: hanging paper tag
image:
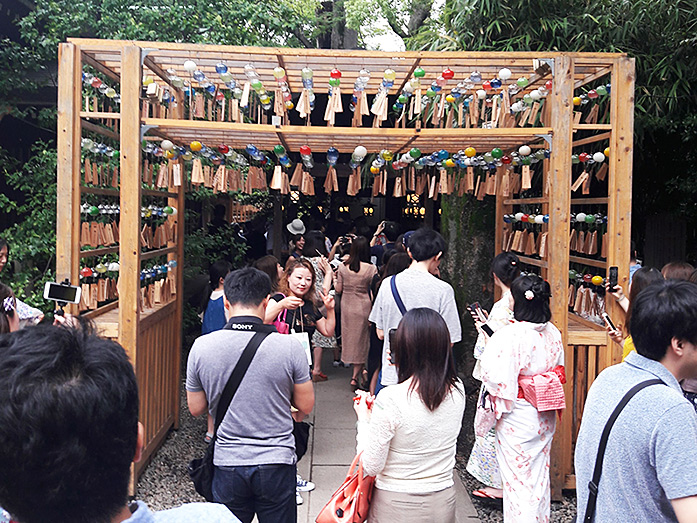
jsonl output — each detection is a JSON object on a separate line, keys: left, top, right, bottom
{"left": 521, "top": 165, "right": 532, "bottom": 190}
{"left": 571, "top": 171, "right": 589, "bottom": 192}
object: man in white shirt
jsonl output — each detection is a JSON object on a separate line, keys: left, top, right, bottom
{"left": 369, "top": 228, "right": 461, "bottom": 391}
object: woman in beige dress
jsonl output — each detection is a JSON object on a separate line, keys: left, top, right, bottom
{"left": 336, "top": 236, "right": 377, "bottom": 387}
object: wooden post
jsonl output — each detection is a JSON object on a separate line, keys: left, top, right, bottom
{"left": 119, "top": 45, "right": 142, "bottom": 365}
{"left": 56, "top": 43, "right": 82, "bottom": 313}
{"left": 605, "top": 57, "right": 635, "bottom": 368}
{"left": 169, "top": 178, "right": 185, "bottom": 429}
{"left": 273, "top": 193, "right": 283, "bottom": 259}
{"left": 547, "top": 55, "right": 574, "bottom": 500}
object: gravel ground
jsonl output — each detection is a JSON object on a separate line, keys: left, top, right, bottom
{"left": 136, "top": 343, "right": 578, "bottom": 520}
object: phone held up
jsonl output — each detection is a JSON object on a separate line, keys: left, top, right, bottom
{"left": 608, "top": 266, "right": 619, "bottom": 292}
{"left": 467, "top": 302, "right": 494, "bottom": 337}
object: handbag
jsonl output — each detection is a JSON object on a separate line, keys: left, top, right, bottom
{"left": 273, "top": 294, "right": 290, "bottom": 334}
{"left": 581, "top": 379, "right": 664, "bottom": 522}
{"left": 474, "top": 387, "right": 497, "bottom": 438}
{"left": 188, "top": 330, "right": 270, "bottom": 501}
{"left": 316, "top": 453, "right": 375, "bottom": 523}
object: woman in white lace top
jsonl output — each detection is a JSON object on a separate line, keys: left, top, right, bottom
{"left": 354, "top": 308, "right": 465, "bottom": 522}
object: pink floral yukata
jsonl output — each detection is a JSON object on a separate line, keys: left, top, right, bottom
{"left": 479, "top": 321, "right": 564, "bottom": 522}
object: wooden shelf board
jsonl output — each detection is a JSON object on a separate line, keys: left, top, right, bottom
{"left": 570, "top": 197, "right": 608, "bottom": 205}
{"left": 80, "top": 245, "right": 119, "bottom": 257}
{"left": 504, "top": 197, "right": 549, "bottom": 205}
{"left": 569, "top": 255, "right": 606, "bottom": 269}
{"left": 80, "top": 111, "right": 121, "bottom": 119}
{"left": 141, "top": 246, "right": 177, "bottom": 261}
{"left": 517, "top": 255, "right": 548, "bottom": 268}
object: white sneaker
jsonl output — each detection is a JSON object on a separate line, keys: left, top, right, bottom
{"left": 296, "top": 474, "right": 315, "bottom": 492}
{"left": 332, "top": 360, "right": 341, "bottom": 367}
{"left": 296, "top": 489, "right": 304, "bottom": 505}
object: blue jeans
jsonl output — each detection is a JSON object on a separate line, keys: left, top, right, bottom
{"left": 213, "top": 463, "right": 297, "bottom": 523}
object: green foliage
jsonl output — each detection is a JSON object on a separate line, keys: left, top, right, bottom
{"left": 345, "top": 0, "right": 435, "bottom": 42}
{"left": 0, "top": 143, "right": 58, "bottom": 310}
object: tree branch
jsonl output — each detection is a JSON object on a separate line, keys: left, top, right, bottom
{"left": 292, "top": 27, "right": 315, "bottom": 48}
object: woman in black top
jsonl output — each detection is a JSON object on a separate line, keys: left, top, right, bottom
{"left": 265, "top": 258, "right": 336, "bottom": 381}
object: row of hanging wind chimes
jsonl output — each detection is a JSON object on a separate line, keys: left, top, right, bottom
{"left": 502, "top": 229, "right": 549, "bottom": 258}
{"left": 79, "top": 278, "right": 119, "bottom": 312}
{"left": 570, "top": 229, "right": 608, "bottom": 258}
{"left": 570, "top": 285, "right": 605, "bottom": 322}
{"left": 80, "top": 220, "right": 119, "bottom": 249}
{"left": 84, "top": 157, "right": 119, "bottom": 187}
{"left": 190, "top": 159, "right": 268, "bottom": 194}
{"left": 83, "top": 95, "right": 120, "bottom": 133}
{"left": 138, "top": 272, "right": 177, "bottom": 313}
{"left": 142, "top": 159, "right": 183, "bottom": 189}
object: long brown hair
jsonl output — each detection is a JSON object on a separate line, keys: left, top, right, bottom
{"left": 345, "top": 235, "right": 370, "bottom": 273}
{"left": 392, "top": 308, "right": 460, "bottom": 411}
{"left": 376, "top": 252, "right": 411, "bottom": 293}
{"left": 278, "top": 258, "right": 317, "bottom": 305}
{"left": 0, "top": 283, "right": 17, "bottom": 334}
{"left": 253, "top": 255, "right": 281, "bottom": 292}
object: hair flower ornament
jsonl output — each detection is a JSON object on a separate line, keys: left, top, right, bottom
{"left": 3, "top": 296, "right": 15, "bottom": 312}
{"left": 524, "top": 290, "right": 535, "bottom": 301}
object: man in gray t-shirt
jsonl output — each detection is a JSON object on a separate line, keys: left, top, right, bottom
{"left": 369, "top": 228, "right": 461, "bottom": 388}
{"left": 575, "top": 281, "right": 697, "bottom": 522}
{"left": 187, "top": 268, "right": 314, "bottom": 523}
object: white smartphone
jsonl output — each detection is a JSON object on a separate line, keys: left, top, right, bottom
{"left": 43, "top": 281, "right": 82, "bottom": 304}
{"left": 602, "top": 312, "right": 618, "bottom": 332}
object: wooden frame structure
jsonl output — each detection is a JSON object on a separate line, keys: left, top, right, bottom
{"left": 56, "top": 39, "right": 633, "bottom": 495}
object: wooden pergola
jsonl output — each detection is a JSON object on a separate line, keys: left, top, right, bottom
{"left": 56, "top": 39, "right": 634, "bottom": 496}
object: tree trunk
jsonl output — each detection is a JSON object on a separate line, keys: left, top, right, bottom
{"left": 440, "top": 194, "right": 496, "bottom": 390}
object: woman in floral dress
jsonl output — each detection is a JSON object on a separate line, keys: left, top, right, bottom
{"left": 479, "top": 274, "right": 565, "bottom": 522}
{"left": 466, "top": 252, "right": 520, "bottom": 500}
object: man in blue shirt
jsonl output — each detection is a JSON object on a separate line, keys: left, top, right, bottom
{"left": 0, "top": 324, "right": 240, "bottom": 523}
{"left": 575, "top": 281, "right": 697, "bottom": 522}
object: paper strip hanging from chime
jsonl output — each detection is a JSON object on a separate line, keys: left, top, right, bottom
{"left": 323, "top": 86, "right": 343, "bottom": 126}
{"left": 393, "top": 174, "right": 405, "bottom": 198}
{"left": 438, "top": 169, "right": 449, "bottom": 195}
{"left": 370, "top": 91, "right": 389, "bottom": 124}
{"left": 269, "top": 165, "right": 284, "bottom": 191}
{"left": 240, "top": 82, "right": 251, "bottom": 109}
{"left": 190, "top": 158, "right": 204, "bottom": 185}
{"left": 416, "top": 173, "right": 427, "bottom": 195}
{"left": 408, "top": 166, "right": 416, "bottom": 192}
{"left": 465, "top": 167, "right": 475, "bottom": 193}
{"left": 347, "top": 168, "right": 361, "bottom": 196}
{"left": 296, "top": 89, "right": 312, "bottom": 119}
{"left": 301, "top": 171, "right": 315, "bottom": 195}
{"left": 274, "top": 88, "right": 285, "bottom": 118}
{"left": 595, "top": 163, "right": 608, "bottom": 182}
{"left": 380, "top": 169, "right": 388, "bottom": 195}
{"left": 323, "top": 166, "right": 339, "bottom": 194}
{"left": 213, "top": 165, "right": 226, "bottom": 192}
{"left": 290, "top": 163, "right": 303, "bottom": 186}
{"left": 371, "top": 173, "right": 380, "bottom": 197}
{"left": 486, "top": 172, "right": 497, "bottom": 195}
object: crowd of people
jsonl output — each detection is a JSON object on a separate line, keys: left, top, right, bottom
{"left": 2, "top": 220, "right": 697, "bottom": 523}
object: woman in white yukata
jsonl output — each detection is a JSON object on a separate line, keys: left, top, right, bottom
{"left": 467, "top": 252, "right": 520, "bottom": 501}
{"left": 479, "top": 274, "right": 565, "bottom": 522}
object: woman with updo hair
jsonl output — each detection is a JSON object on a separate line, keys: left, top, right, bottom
{"left": 478, "top": 274, "right": 565, "bottom": 522}
{"left": 467, "top": 252, "right": 520, "bottom": 501}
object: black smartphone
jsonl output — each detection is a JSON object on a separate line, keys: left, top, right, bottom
{"left": 608, "top": 266, "right": 619, "bottom": 292}
{"left": 480, "top": 323, "right": 495, "bottom": 337}
{"left": 467, "top": 302, "right": 487, "bottom": 322}
{"left": 602, "top": 312, "right": 617, "bottom": 332}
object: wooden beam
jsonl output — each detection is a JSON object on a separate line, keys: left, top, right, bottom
{"left": 56, "top": 43, "right": 83, "bottom": 314}
{"left": 395, "top": 58, "right": 421, "bottom": 94}
{"left": 605, "top": 56, "right": 635, "bottom": 367}
{"left": 143, "top": 55, "right": 182, "bottom": 94}
{"left": 82, "top": 50, "right": 121, "bottom": 83}
{"left": 572, "top": 131, "right": 611, "bottom": 148}
{"left": 169, "top": 172, "right": 185, "bottom": 430}
{"left": 547, "top": 54, "right": 574, "bottom": 501}
{"left": 574, "top": 66, "right": 611, "bottom": 90}
{"left": 81, "top": 119, "right": 120, "bottom": 141}
{"left": 119, "top": 45, "right": 142, "bottom": 368}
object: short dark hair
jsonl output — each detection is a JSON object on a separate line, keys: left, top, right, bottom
{"left": 0, "top": 324, "right": 139, "bottom": 523}
{"left": 491, "top": 252, "right": 521, "bottom": 287}
{"left": 0, "top": 237, "right": 7, "bottom": 252}
{"left": 393, "top": 308, "right": 460, "bottom": 411}
{"left": 511, "top": 274, "right": 552, "bottom": 323}
{"left": 224, "top": 267, "right": 271, "bottom": 306}
{"left": 407, "top": 228, "right": 447, "bottom": 262}
{"left": 209, "top": 259, "right": 233, "bottom": 288}
{"left": 630, "top": 280, "right": 697, "bottom": 361}
{"left": 383, "top": 221, "right": 400, "bottom": 242}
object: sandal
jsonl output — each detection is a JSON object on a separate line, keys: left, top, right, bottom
{"left": 204, "top": 432, "right": 214, "bottom": 444}
{"left": 312, "top": 372, "right": 328, "bottom": 382}
{"left": 472, "top": 488, "right": 503, "bottom": 504}
{"left": 350, "top": 378, "right": 359, "bottom": 388}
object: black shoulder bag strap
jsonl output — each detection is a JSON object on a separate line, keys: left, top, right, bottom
{"left": 583, "top": 378, "right": 664, "bottom": 522}
{"left": 213, "top": 331, "right": 271, "bottom": 434}
{"left": 390, "top": 275, "right": 407, "bottom": 316}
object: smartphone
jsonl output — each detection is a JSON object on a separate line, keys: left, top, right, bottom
{"left": 467, "top": 302, "right": 488, "bottom": 323}
{"left": 43, "top": 281, "right": 81, "bottom": 304}
{"left": 608, "top": 266, "right": 619, "bottom": 292}
{"left": 480, "top": 323, "right": 495, "bottom": 337}
{"left": 602, "top": 312, "right": 618, "bottom": 332}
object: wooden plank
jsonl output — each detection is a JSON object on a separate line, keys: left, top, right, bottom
{"left": 574, "top": 66, "right": 611, "bottom": 89}
{"left": 548, "top": 55, "right": 574, "bottom": 500}
{"left": 568, "top": 330, "right": 607, "bottom": 346}
{"left": 119, "top": 45, "right": 143, "bottom": 368}
{"left": 56, "top": 43, "right": 83, "bottom": 315}
{"left": 82, "top": 50, "right": 121, "bottom": 82}
{"left": 143, "top": 55, "right": 182, "bottom": 93}
{"left": 605, "top": 57, "right": 635, "bottom": 368}
{"left": 170, "top": 176, "right": 185, "bottom": 430}
{"left": 81, "top": 119, "right": 120, "bottom": 141}
{"left": 395, "top": 58, "right": 422, "bottom": 94}
{"left": 516, "top": 255, "right": 548, "bottom": 269}
{"left": 569, "top": 255, "right": 607, "bottom": 269}
{"left": 570, "top": 197, "right": 608, "bottom": 205}
{"left": 503, "top": 197, "right": 549, "bottom": 205}
{"left": 573, "top": 123, "right": 612, "bottom": 131}
{"left": 574, "top": 345, "right": 587, "bottom": 441}
{"left": 572, "top": 131, "right": 611, "bottom": 147}
{"left": 141, "top": 245, "right": 177, "bottom": 261}
{"left": 80, "top": 111, "right": 121, "bottom": 119}
{"left": 81, "top": 246, "right": 120, "bottom": 258}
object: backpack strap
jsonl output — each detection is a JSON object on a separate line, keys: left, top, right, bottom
{"left": 390, "top": 275, "right": 407, "bottom": 316}
{"left": 582, "top": 378, "right": 664, "bottom": 522}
